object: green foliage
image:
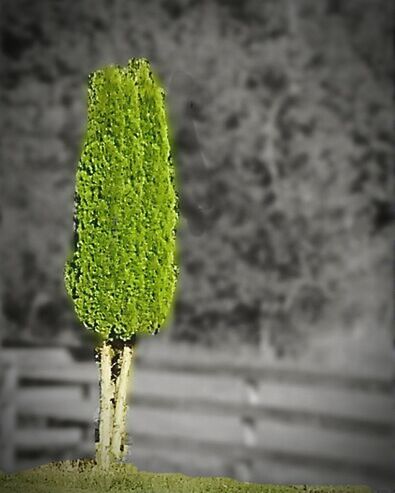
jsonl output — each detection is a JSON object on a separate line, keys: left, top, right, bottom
{"left": 64, "top": 59, "right": 178, "bottom": 342}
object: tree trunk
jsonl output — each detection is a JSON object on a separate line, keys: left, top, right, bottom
{"left": 96, "top": 343, "right": 114, "bottom": 469}
{"left": 96, "top": 342, "right": 133, "bottom": 468}
{"left": 111, "top": 345, "right": 133, "bottom": 461}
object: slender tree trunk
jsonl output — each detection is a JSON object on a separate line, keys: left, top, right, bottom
{"left": 95, "top": 342, "right": 133, "bottom": 468}
{"left": 96, "top": 343, "right": 115, "bottom": 469}
{"left": 111, "top": 345, "right": 133, "bottom": 461}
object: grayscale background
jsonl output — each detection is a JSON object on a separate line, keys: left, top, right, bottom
{"left": 0, "top": 0, "right": 394, "bottom": 491}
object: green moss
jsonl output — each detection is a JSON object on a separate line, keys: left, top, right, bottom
{"left": 0, "top": 461, "right": 372, "bottom": 493}
{"left": 64, "top": 59, "right": 179, "bottom": 342}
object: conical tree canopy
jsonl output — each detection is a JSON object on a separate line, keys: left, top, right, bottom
{"left": 65, "top": 59, "right": 179, "bottom": 342}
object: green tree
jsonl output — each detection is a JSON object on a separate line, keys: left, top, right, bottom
{"left": 64, "top": 59, "right": 179, "bottom": 468}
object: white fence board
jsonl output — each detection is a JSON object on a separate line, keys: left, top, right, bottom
{"left": 17, "top": 365, "right": 98, "bottom": 384}
{"left": 257, "top": 382, "right": 395, "bottom": 426}
{"left": 130, "top": 447, "right": 231, "bottom": 477}
{"left": 6, "top": 349, "right": 73, "bottom": 368}
{"left": 133, "top": 369, "right": 245, "bottom": 403}
{"left": 18, "top": 388, "right": 96, "bottom": 422}
{"left": 16, "top": 428, "right": 82, "bottom": 450}
{"left": 128, "top": 407, "right": 243, "bottom": 444}
{"left": 137, "top": 339, "right": 395, "bottom": 381}
{"left": 132, "top": 371, "right": 395, "bottom": 428}
{"left": 256, "top": 420, "right": 394, "bottom": 469}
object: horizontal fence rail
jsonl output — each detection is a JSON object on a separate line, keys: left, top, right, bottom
{"left": 1, "top": 340, "right": 394, "bottom": 487}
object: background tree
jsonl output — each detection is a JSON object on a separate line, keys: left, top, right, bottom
{"left": 64, "top": 59, "right": 178, "bottom": 468}
{"left": 1, "top": 0, "right": 393, "bottom": 354}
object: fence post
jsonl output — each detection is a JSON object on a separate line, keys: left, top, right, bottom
{"left": 235, "top": 375, "right": 259, "bottom": 482}
{"left": 0, "top": 355, "right": 17, "bottom": 472}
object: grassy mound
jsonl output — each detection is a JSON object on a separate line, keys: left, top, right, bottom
{"left": 0, "top": 460, "right": 372, "bottom": 493}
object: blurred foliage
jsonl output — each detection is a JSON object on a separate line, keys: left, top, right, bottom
{"left": 1, "top": 0, "right": 393, "bottom": 353}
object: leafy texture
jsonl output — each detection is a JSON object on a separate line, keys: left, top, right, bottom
{"left": 64, "top": 59, "right": 178, "bottom": 342}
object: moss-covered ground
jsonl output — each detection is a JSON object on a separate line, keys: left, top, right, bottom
{"left": 0, "top": 460, "right": 373, "bottom": 493}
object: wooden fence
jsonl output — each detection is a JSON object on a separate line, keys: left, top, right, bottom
{"left": 0, "top": 340, "right": 394, "bottom": 488}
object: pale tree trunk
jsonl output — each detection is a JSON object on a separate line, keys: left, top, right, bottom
{"left": 111, "top": 345, "right": 133, "bottom": 461}
{"left": 96, "top": 343, "right": 114, "bottom": 469}
{"left": 96, "top": 342, "right": 134, "bottom": 468}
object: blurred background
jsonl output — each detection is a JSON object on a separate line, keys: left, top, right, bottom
{"left": 0, "top": 0, "right": 394, "bottom": 489}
